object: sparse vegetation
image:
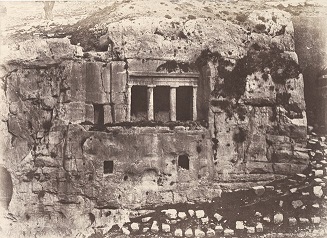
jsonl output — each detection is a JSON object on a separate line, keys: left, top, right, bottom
{"left": 255, "top": 23, "right": 266, "bottom": 33}
{"left": 233, "top": 127, "right": 247, "bottom": 143}
{"left": 235, "top": 12, "right": 249, "bottom": 22}
{"left": 188, "top": 15, "right": 196, "bottom": 20}
{"left": 156, "top": 60, "right": 191, "bottom": 73}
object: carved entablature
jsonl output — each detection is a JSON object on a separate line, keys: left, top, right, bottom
{"left": 128, "top": 71, "right": 199, "bottom": 87}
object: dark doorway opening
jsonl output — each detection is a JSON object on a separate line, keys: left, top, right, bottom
{"left": 94, "top": 104, "right": 104, "bottom": 125}
{"left": 104, "top": 161, "right": 114, "bottom": 174}
{"left": 131, "top": 86, "right": 147, "bottom": 121}
{"left": 176, "top": 86, "right": 192, "bottom": 121}
{"left": 154, "top": 86, "right": 170, "bottom": 122}
{"left": 0, "top": 167, "right": 13, "bottom": 209}
{"left": 178, "top": 155, "right": 189, "bottom": 170}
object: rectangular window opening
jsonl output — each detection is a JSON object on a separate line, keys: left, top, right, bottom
{"left": 178, "top": 155, "right": 189, "bottom": 170}
{"left": 94, "top": 104, "right": 104, "bottom": 125}
{"left": 176, "top": 86, "right": 192, "bottom": 121}
{"left": 104, "top": 160, "right": 114, "bottom": 174}
{"left": 131, "top": 86, "right": 147, "bottom": 121}
{"left": 154, "top": 86, "right": 170, "bottom": 122}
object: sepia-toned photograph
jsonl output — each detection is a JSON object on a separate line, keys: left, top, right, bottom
{"left": 0, "top": 0, "right": 327, "bottom": 237}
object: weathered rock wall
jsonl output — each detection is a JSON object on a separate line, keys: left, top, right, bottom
{"left": 293, "top": 16, "right": 327, "bottom": 130}
{"left": 0, "top": 1, "right": 309, "bottom": 236}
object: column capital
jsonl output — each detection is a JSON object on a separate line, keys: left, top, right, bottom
{"left": 147, "top": 85, "right": 156, "bottom": 88}
{"left": 192, "top": 85, "right": 198, "bottom": 88}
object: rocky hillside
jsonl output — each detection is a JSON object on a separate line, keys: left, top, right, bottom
{"left": 0, "top": 0, "right": 325, "bottom": 237}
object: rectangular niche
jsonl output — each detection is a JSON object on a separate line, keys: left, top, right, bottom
{"left": 94, "top": 104, "right": 104, "bottom": 125}
{"left": 131, "top": 86, "right": 147, "bottom": 121}
{"left": 176, "top": 86, "right": 193, "bottom": 121}
{"left": 103, "top": 160, "right": 114, "bottom": 174}
{"left": 178, "top": 154, "right": 189, "bottom": 170}
{"left": 154, "top": 86, "right": 170, "bottom": 122}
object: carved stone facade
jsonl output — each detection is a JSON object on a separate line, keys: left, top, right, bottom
{"left": 0, "top": 3, "right": 309, "bottom": 236}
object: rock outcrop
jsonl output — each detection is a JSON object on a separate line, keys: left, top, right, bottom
{"left": 0, "top": 0, "right": 309, "bottom": 237}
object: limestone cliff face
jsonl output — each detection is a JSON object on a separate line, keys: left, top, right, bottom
{"left": 0, "top": 0, "right": 308, "bottom": 236}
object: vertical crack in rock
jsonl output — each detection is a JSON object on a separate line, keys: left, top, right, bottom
{"left": 109, "top": 62, "right": 116, "bottom": 123}
{"left": 212, "top": 113, "right": 219, "bottom": 164}
{"left": 62, "top": 124, "right": 70, "bottom": 173}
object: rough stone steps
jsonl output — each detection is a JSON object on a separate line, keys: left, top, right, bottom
{"left": 108, "top": 133, "right": 327, "bottom": 237}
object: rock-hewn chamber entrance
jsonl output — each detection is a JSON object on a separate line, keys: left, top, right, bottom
{"left": 0, "top": 167, "right": 13, "bottom": 210}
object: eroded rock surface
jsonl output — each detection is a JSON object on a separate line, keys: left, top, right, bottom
{"left": 0, "top": 0, "right": 310, "bottom": 237}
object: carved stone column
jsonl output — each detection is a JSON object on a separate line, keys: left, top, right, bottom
{"left": 147, "top": 85, "right": 155, "bottom": 120}
{"left": 126, "top": 85, "right": 132, "bottom": 121}
{"left": 192, "top": 86, "right": 197, "bottom": 121}
{"left": 170, "top": 86, "right": 177, "bottom": 121}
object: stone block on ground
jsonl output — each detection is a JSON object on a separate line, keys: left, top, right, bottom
{"left": 162, "top": 209, "right": 177, "bottom": 219}
{"left": 314, "top": 178, "right": 323, "bottom": 183}
{"left": 299, "top": 218, "right": 310, "bottom": 224}
{"left": 185, "top": 228, "right": 193, "bottom": 237}
{"left": 273, "top": 213, "right": 284, "bottom": 224}
{"left": 288, "top": 217, "right": 297, "bottom": 226}
{"left": 188, "top": 210, "right": 194, "bottom": 217}
{"left": 256, "top": 223, "right": 263, "bottom": 233}
{"left": 174, "top": 228, "right": 183, "bottom": 237}
{"left": 296, "top": 173, "right": 307, "bottom": 181}
{"left": 206, "top": 228, "right": 215, "bottom": 237}
{"left": 215, "top": 225, "right": 223, "bottom": 233}
{"left": 195, "top": 210, "right": 205, "bottom": 218}
{"left": 311, "top": 217, "right": 321, "bottom": 224}
{"left": 292, "top": 200, "right": 303, "bottom": 209}
{"left": 142, "top": 217, "right": 151, "bottom": 223}
{"left": 214, "top": 213, "right": 223, "bottom": 222}
{"left": 162, "top": 223, "right": 170, "bottom": 233}
{"left": 246, "top": 226, "right": 255, "bottom": 234}
{"left": 312, "top": 203, "right": 320, "bottom": 208}
{"left": 236, "top": 221, "right": 245, "bottom": 230}
{"left": 130, "top": 223, "right": 139, "bottom": 231}
{"left": 290, "top": 188, "right": 298, "bottom": 193}
{"left": 170, "top": 219, "right": 177, "bottom": 224}
{"left": 201, "top": 217, "right": 209, "bottom": 224}
{"left": 195, "top": 228, "right": 205, "bottom": 237}
{"left": 122, "top": 227, "right": 130, "bottom": 235}
{"left": 151, "top": 221, "right": 159, "bottom": 232}
{"left": 252, "top": 185, "right": 265, "bottom": 196}
{"left": 265, "top": 185, "right": 275, "bottom": 191}
{"left": 313, "top": 186, "right": 323, "bottom": 198}
{"left": 263, "top": 216, "right": 271, "bottom": 223}
{"left": 224, "top": 228, "right": 234, "bottom": 236}
{"left": 314, "top": 170, "right": 324, "bottom": 177}
{"left": 255, "top": 212, "right": 262, "bottom": 217}
{"left": 178, "top": 212, "right": 187, "bottom": 220}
